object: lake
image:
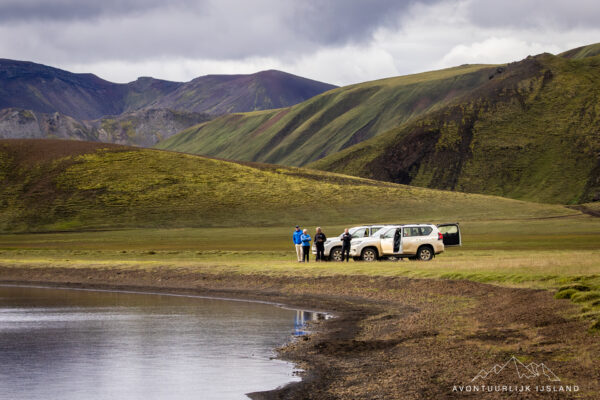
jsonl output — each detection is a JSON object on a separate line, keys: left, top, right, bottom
{"left": 0, "top": 285, "right": 323, "bottom": 400}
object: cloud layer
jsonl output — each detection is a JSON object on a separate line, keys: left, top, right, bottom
{"left": 1, "top": 0, "right": 599, "bottom": 85}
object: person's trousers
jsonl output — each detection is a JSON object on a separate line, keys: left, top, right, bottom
{"left": 295, "top": 244, "right": 303, "bottom": 261}
{"left": 302, "top": 246, "right": 310, "bottom": 262}
{"left": 342, "top": 245, "right": 350, "bottom": 262}
{"left": 316, "top": 243, "right": 325, "bottom": 261}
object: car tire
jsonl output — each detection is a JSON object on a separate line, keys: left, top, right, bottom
{"left": 417, "top": 246, "right": 434, "bottom": 261}
{"left": 329, "top": 247, "right": 343, "bottom": 262}
{"left": 361, "top": 247, "right": 378, "bottom": 262}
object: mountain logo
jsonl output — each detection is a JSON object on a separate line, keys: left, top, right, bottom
{"left": 471, "top": 356, "right": 560, "bottom": 382}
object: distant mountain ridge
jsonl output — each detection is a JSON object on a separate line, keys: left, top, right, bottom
{"left": 0, "top": 59, "right": 336, "bottom": 119}
{"left": 156, "top": 64, "right": 495, "bottom": 165}
{"left": 155, "top": 42, "right": 600, "bottom": 204}
{"left": 0, "top": 59, "right": 336, "bottom": 146}
{"left": 310, "top": 50, "right": 600, "bottom": 204}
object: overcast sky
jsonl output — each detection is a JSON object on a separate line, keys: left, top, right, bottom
{"left": 1, "top": 0, "right": 599, "bottom": 86}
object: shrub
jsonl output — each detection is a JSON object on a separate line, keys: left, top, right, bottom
{"left": 571, "top": 291, "right": 600, "bottom": 303}
{"left": 554, "top": 288, "right": 577, "bottom": 299}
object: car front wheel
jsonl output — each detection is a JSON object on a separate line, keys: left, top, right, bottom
{"left": 329, "top": 247, "right": 343, "bottom": 262}
{"left": 361, "top": 248, "right": 378, "bottom": 262}
{"left": 417, "top": 246, "right": 434, "bottom": 261}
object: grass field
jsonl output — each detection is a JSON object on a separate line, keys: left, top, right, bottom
{"left": 2, "top": 214, "right": 599, "bottom": 330}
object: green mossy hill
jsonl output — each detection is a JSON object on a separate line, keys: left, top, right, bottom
{"left": 0, "top": 139, "right": 575, "bottom": 232}
{"left": 559, "top": 43, "right": 600, "bottom": 60}
{"left": 155, "top": 64, "right": 495, "bottom": 166}
{"left": 310, "top": 53, "right": 600, "bottom": 204}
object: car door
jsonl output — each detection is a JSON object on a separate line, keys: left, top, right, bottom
{"left": 437, "top": 223, "right": 461, "bottom": 246}
{"left": 380, "top": 228, "right": 400, "bottom": 254}
{"left": 401, "top": 227, "right": 421, "bottom": 254}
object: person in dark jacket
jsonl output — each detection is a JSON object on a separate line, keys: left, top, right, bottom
{"left": 292, "top": 225, "right": 303, "bottom": 262}
{"left": 340, "top": 228, "right": 352, "bottom": 262}
{"left": 300, "top": 229, "right": 312, "bottom": 263}
{"left": 314, "top": 227, "right": 327, "bottom": 262}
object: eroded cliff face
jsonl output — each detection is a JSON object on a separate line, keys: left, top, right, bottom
{"left": 0, "top": 108, "right": 210, "bottom": 147}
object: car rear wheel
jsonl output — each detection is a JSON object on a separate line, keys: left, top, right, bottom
{"left": 417, "top": 246, "right": 434, "bottom": 261}
{"left": 361, "top": 248, "right": 378, "bottom": 262}
{"left": 329, "top": 247, "right": 343, "bottom": 262}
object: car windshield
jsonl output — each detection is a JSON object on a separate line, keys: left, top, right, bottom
{"left": 371, "top": 228, "right": 389, "bottom": 238}
{"left": 341, "top": 227, "right": 369, "bottom": 239}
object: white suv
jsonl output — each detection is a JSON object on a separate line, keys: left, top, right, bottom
{"left": 312, "top": 225, "right": 388, "bottom": 261}
{"left": 350, "top": 223, "right": 461, "bottom": 261}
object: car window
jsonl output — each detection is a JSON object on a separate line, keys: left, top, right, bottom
{"left": 403, "top": 226, "right": 433, "bottom": 237}
{"left": 438, "top": 225, "right": 458, "bottom": 234}
{"left": 370, "top": 227, "right": 382, "bottom": 235}
{"left": 352, "top": 229, "right": 368, "bottom": 238}
{"left": 381, "top": 229, "right": 396, "bottom": 239}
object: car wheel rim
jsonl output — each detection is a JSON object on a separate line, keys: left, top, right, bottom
{"left": 332, "top": 250, "right": 342, "bottom": 261}
{"left": 420, "top": 249, "right": 431, "bottom": 260}
{"left": 363, "top": 250, "right": 375, "bottom": 261}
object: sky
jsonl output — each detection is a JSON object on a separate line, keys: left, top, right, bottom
{"left": 1, "top": 0, "right": 599, "bottom": 86}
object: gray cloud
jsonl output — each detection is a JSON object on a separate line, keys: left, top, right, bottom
{"left": 465, "top": 0, "right": 600, "bottom": 30}
{"left": 0, "top": 0, "right": 191, "bottom": 22}
{"left": 0, "top": 0, "right": 599, "bottom": 85}
{"left": 0, "top": 0, "right": 428, "bottom": 65}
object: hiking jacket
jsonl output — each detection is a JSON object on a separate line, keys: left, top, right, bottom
{"left": 293, "top": 230, "right": 303, "bottom": 245}
{"left": 314, "top": 232, "right": 327, "bottom": 245}
{"left": 341, "top": 232, "right": 353, "bottom": 246}
{"left": 300, "top": 234, "right": 312, "bottom": 246}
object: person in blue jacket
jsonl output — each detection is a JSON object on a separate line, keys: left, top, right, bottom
{"left": 300, "top": 229, "right": 312, "bottom": 263}
{"left": 292, "top": 225, "right": 303, "bottom": 262}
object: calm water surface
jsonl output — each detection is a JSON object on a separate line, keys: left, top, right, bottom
{"left": 0, "top": 285, "right": 323, "bottom": 400}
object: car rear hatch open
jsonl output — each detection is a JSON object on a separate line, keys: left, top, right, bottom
{"left": 437, "top": 223, "right": 461, "bottom": 246}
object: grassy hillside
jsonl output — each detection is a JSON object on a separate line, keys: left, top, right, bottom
{"left": 560, "top": 43, "right": 600, "bottom": 59}
{"left": 156, "top": 64, "right": 495, "bottom": 165}
{"left": 311, "top": 52, "right": 600, "bottom": 204}
{"left": 0, "top": 139, "right": 576, "bottom": 233}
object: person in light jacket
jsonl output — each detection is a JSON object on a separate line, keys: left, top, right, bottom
{"left": 292, "top": 225, "right": 303, "bottom": 262}
{"left": 300, "top": 229, "right": 312, "bottom": 263}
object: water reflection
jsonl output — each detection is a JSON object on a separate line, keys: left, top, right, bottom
{"left": 0, "top": 285, "right": 329, "bottom": 400}
{"left": 293, "top": 310, "right": 328, "bottom": 336}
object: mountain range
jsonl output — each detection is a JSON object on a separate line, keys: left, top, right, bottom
{"left": 2, "top": 44, "right": 599, "bottom": 205}
{"left": 158, "top": 43, "right": 600, "bottom": 204}
{"left": 0, "top": 59, "right": 336, "bottom": 145}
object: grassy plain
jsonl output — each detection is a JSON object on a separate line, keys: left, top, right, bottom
{"left": 2, "top": 215, "right": 599, "bottom": 329}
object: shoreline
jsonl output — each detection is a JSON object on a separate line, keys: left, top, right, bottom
{"left": 1, "top": 265, "right": 599, "bottom": 399}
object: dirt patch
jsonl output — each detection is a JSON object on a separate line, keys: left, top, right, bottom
{"left": 0, "top": 138, "right": 128, "bottom": 166}
{"left": 0, "top": 266, "right": 598, "bottom": 399}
